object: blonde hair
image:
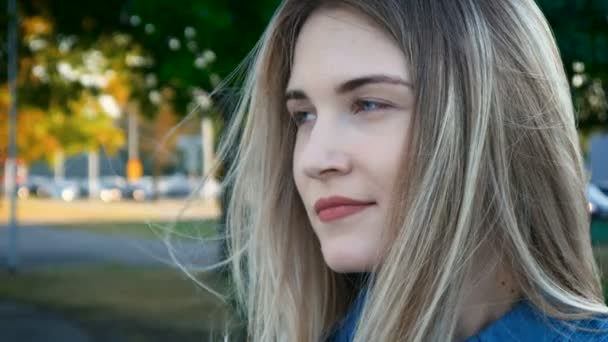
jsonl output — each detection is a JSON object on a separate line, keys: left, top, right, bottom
{"left": 204, "top": 0, "right": 608, "bottom": 340}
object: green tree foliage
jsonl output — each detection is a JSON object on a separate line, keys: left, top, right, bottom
{"left": 537, "top": 0, "right": 608, "bottom": 133}
{"left": 121, "top": 0, "right": 280, "bottom": 115}
{"left": 0, "top": 12, "right": 137, "bottom": 165}
{"left": 123, "top": 0, "right": 608, "bottom": 131}
{"left": 1, "top": 0, "right": 605, "bottom": 169}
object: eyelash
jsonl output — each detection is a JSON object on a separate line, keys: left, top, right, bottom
{"left": 290, "top": 99, "right": 391, "bottom": 127}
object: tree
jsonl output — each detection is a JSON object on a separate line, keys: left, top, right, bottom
{"left": 537, "top": 0, "right": 608, "bottom": 134}
{"left": 0, "top": 6, "right": 149, "bottom": 184}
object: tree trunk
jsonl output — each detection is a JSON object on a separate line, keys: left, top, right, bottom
{"left": 54, "top": 150, "right": 65, "bottom": 182}
{"left": 88, "top": 149, "right": 100, "bottom": 199}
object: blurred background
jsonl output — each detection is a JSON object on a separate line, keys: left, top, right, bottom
{"left": 0, "top": 0, "right": 607, "bottom": 341}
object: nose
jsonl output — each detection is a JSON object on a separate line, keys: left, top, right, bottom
{"left": 299, "top": 114, "right": 352, "bottom": 180}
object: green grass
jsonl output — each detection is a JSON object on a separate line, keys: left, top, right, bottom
{"left": 592, "top": 219, "right": 608, "bottom": 245}
{"left": 49, "top": 219, "right": 220, "bottom": 240}
{"left": 1, "top": 219, "right": 604, "bottom": 341}
{"left": 590, "top": 219, "right": 608, "bottom": 301}
{"left": 0, "top": 265, "right": 242, "bottom": 341}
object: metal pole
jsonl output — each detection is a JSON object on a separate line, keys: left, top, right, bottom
{"left": 7, "top": 0, "right": 19, "bottom": 273}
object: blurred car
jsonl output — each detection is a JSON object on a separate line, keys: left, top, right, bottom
{"left": 98, "top": 176, "right": 128, "bottom": 202}
{"left": 598, "top": 182, "right": 608, "bottom": 197}
{"left": 588, "top": 183, "right": 608, "bottom": 219}
{"left": 124, "top": 177, "right": 155, "bottom": 202}
{"left": 199, "top": 177, "right": 222, "bottom": 200}
{"left": 36, "top": 179, "right": 81, "bottom": 202}
{"left": 76, "top": 178, "right": 90, "bottom": 198}
{"left": 16, "top": 176, "right": 49, "bottom": 199}
{"left": 158, "top": 174, "right": 194, "bottom": 198}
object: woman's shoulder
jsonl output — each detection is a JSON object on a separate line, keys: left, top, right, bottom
{"left": 559, "top": 313, "right": 608, "bottom": 341}
{"left": 463, "top": 300, "right": 608, "bottom": 342}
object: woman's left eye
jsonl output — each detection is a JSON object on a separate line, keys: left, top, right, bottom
{"left": 352, "top": 100, "right": 390, "bottom": 113}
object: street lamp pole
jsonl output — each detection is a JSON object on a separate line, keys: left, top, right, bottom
{"left": 7, "top": 0, "right": 19, "bottom": 273}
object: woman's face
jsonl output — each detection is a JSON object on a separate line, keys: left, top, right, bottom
{"left": 287, "top": 7, "right": 415, "bottom": 272}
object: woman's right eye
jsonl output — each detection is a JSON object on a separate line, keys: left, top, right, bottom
{"left": 291, "top": 111, "right": 316, "bottom": 127}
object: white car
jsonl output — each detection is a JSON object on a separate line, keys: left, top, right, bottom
{"left": 588, "top": 183, "right": 608, "bottom": 219}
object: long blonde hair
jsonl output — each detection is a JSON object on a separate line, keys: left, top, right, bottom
{"left": 209, "top": 0, "right": 608, "bottom": 340}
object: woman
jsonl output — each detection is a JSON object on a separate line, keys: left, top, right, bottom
{"left": 210, "top": 0, "right": 608, "bottom": 340}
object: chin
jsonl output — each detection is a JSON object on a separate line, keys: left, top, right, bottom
{"left": 320, "top": 241, "right": 376, "bottom": 273}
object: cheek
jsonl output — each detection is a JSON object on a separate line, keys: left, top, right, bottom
{"left": 361, "top": 128, "right": 409, "bottom": 189}
{"left": 292, "top": 139, "right": 302, "bottom": 180}
{"left": 378, "top": 141, "right": 406, "bottom": 187}
{"left": 292, "top": 138, "right": 307, "bottom": 200}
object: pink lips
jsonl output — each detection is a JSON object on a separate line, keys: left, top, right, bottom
{"left": 314, "top": 196, "right": 376, "bottom": 222}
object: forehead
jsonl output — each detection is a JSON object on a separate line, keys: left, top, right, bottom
{"left": 287, "top": 7, "right": 410, "bottom": 89}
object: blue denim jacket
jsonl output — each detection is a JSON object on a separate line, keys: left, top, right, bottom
{"left": 328, "top": 296, "right": 608, "bottom": 342}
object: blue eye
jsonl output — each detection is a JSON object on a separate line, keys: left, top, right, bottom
{"left": 291, "top": 111, "right": 315, "bottom": 127}
{"left": 353, "top": 100, "right": 390, "bottom": 113}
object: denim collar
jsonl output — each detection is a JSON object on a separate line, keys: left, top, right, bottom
{"left": 329, "top": 296, "right": 608, "bottom": 342}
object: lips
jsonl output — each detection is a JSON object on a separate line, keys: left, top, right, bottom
{"left": 314, "top": 196, "right": 376, "bottom": 222}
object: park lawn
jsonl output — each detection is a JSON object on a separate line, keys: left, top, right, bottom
{"left": 586, "top": 218, "right": 608, "bottom": 300}
{"left": 0, "top": 219, "right": 606, "bottom": 341}
{"left": 49, "top": 219, "right": 221, "bottom": 240}
{"left": 592, "top": 219, "right": 608, "bottom": 245}
{"left": 0, "top": 198, "right": 220, "bottom": 225}
{"left": 0, "top": 265, "right": 242, "bottom": 341}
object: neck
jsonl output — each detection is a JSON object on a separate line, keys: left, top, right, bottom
{"left": 453, "top": 254, "right": 522, "bottom": 341}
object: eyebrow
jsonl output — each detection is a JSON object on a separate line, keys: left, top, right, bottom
{"left": 285, "top": 74, "right": 412, "bottom": 101}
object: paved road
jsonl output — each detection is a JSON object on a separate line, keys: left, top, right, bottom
{"left": 0, "top": 224, "right": 221, "bottom": 269}
{"left": 0, "top": 225, "right": 223, "bottom": 341}
{"left": 0, "top": 301, "right": 96, "bottom": 342}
